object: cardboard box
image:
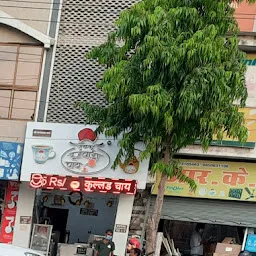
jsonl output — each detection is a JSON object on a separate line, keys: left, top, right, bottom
{"left": 215, "top": 243, "right": 241, "bottom": 255}
{"left": 205, "top": 243, "right": 217, "bottom": 254}
{"left": 214, "top": 253, "right": 239, "bottom": 256}
{"left": 222, "top": 237, "right": 236, "bottom": 244}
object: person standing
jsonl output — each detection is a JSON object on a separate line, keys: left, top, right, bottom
{"left": 190, "top": 223, "right": 206, "bottom": 256}
{"left": 95, "top": 229, "right": 115, "bottom": 256}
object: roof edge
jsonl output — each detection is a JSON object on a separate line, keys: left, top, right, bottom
{"left": 0, "top": 10, "right": 54, "bottom": 48}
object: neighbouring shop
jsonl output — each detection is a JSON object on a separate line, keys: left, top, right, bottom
{"left": 0, "top": 141, "right": 23, "bottom": 244}
{"left": 150, "top": 159, "right": 256, "bottom": 256}
{"left": 14, "top": 122, "right": 150, "bottom": 256}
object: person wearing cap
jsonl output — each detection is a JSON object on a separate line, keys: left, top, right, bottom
{"left": 127, "top": 237, "right": 141, "bottom": 253}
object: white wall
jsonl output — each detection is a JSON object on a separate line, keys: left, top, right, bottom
{"left": 0, "top": 0, "right": 51, "bottom": 34}
{"left": 0, "top": 120, "right": 26, "bottom": 143}
{"left": 12, "top": 182, "right": 35, "bottom": 248}
{"left": 179, "top": 144, "right": 256, "bottom": 160}
{"left": 113, "top": 194, "right": 135, "bottom": 256}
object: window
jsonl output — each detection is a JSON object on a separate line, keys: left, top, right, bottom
{"left": 0, "top": 44, "right": 43, "bottom": 120}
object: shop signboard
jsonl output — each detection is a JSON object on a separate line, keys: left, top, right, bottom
{"left": 0, "top": 141, "right": 23, "bottom": 180}
{"left": 29, "top": 174, "right": 137, "bottom": 195}
{"left": 115, "top": 224, "right": 127, "bottom": 233}
{"left": 0, "top": 181, "right": 19, "bottom": 244}
{"left": 194, "top": 54, "right": 256, "bottom": 148}
{"left": 20, "top": 216, "right": 32, "bottom": 224}
{"left": 80, "top": 208, "right": 98, "bottom": 216}
{"left": 77, "top": 247, "right": 87, "bottom": 255}
{"left": 21, "top": 122, "right": 150, "bottom": 189}
{"left": 202, "top": 107, "right": 256, "bottom": 148}
{"left": 152, "top": 159, "right": 256, "bottom": 202}
{"left": 244, "top": 54, "right": 256, "bottom": 107}
{"left": 195, "top": 107, "right": 256, "bottom": 148}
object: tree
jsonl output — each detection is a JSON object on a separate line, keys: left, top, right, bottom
{"left": 77, "top": 0, "right": 254, "bottom": 253}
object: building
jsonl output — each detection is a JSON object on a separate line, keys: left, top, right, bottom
{"left": 9, "top": 1, "right": 149, "bottom": 256}
{"left": 0, "top": 0, "right": 149, "bottom": 255}
{"left": 150, "top": 2, "right": 256, "bottom": 254}
{"left": 0, "top": 0, "right": 58, "bottom": 245}
{"left": 1, "top": 0, "right": 255, "bottom": 254}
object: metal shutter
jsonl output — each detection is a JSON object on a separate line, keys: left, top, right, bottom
{"left": 149, "top": 196, "right": 256, "bottom": 227}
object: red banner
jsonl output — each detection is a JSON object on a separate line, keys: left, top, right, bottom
{"left": 0, "top": 182, "right": 19, "bottom": 244}
{"left": 30, "top": 174, "right": 137, "bottom": 195}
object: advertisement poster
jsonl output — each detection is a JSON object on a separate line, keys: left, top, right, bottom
{"left": 152, "top": 159, "right": 256, "bottom": 202}
{"left": 0, "top": 142, "right": 23, "bottom": 180}
{"left": 0, "top": 181, "right": 19, "bottom": 243}
{"left": 30, "top": 224, "right": 52, "bottom": 254}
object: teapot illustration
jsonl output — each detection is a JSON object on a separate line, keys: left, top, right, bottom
{"left": 119, "top": 156, "right": 139, "bottom": 174}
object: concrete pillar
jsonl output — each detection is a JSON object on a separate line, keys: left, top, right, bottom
{"left": 113, "top": 194, "right": 135, "bottom": 256}
{"left": 13, "top": 182, "right": 35, "bottom": 248}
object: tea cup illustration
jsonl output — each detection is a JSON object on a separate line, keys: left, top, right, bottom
{"left": 32, "top": 145, "right": 56, "bottom": 164}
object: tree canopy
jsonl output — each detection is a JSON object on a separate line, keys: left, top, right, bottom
{"left": 79, "top": 0, "right": 249, "bottom": 170}
{"left": 77, "top": 0, "right": 255, "bottom": 251}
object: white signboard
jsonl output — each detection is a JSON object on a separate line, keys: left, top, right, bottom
{"left": 245, "top": 54, "right": 256, "bottom": 107}
{"left": 21, "top": 122, "right": 149, "bottom": 189}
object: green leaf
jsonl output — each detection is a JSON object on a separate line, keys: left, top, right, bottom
{"left": 77, "top": 0, "right": 250, "bottom": 247}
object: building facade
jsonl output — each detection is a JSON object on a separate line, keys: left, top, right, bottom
{"left": 1, "top": 0, "right": 256, "bottom": 254}
{"left": 0, "top": 0, "right": 57, "bottom": 246}
{"left": 150, "top": 2, "right": 256, "bottom": 253}
{"left": 0, "top": 1, "right": 149, "bottom": 255}
{"left": 6, "top": 1, "right": 146, "bottom": 255}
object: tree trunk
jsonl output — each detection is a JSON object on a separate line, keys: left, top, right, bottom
{"left": 146, "top": 146, "right": 170, "bottom": 254}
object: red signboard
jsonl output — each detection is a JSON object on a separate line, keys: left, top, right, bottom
{"left": 0, "top": 182, "right": 19, "bottom": 244}
{"left": 30, "top": 174, "right": 137, "bottom": 195}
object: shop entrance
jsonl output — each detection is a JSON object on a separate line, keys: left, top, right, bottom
{"left": 148, "top": 196, "right": 255, "bottom": 256}
{"left": 158, "top": 220, "right": 245, "bottom": 256}
{"left": 43, "top": 208, "right": 69, "bottom": 243}
{"left": 33, "top": 190, "right": 119, "bottom": 256}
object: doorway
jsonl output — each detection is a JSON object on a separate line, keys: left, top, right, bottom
{"left": 47, "top": 208, "right": 69, "bottom": 243}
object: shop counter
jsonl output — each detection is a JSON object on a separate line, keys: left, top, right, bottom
{"left": 57, "top": 243, "right": 94, "bottom": 256}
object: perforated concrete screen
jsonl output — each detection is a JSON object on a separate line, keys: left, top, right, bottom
{"left": 46, "top": 0, "right": 139, "bottom": 123}
{"left": 47, "top": 45, "right": 106, "bottom": 123}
